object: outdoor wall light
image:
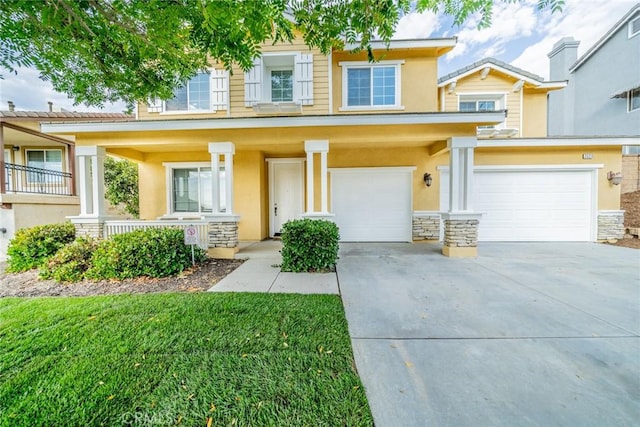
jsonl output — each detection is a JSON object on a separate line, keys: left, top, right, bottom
{"left": 12, "top": 146, "right": 19, "bottom": 152}
{"left": 423, "top": 172, "right": 433, "bottom": 187}
{"left": 607, "top": 171, "right": 623, "bottom": 185}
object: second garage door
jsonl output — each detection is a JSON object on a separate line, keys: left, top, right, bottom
{"left": 440, "top": 167, "right": 596, "bottom": 241}
{"left": 331, "top": 167, "right": 414, "bottom": 242}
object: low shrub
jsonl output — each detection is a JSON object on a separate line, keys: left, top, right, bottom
{"left": 86, "top": 227, "right": 206, "bottom": 280}
{"left": 6, "top": 222, "right": 76, "bottom": 272}
{"left": 280, "top": 219, "right": 339, "bottom": 272}
{"left": 39, "top": 237, "right": 99, "bottom": 283}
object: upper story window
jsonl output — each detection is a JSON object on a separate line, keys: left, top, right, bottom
{"left": 271, "top": 70, "right": 294, "bottom": 102}
{"left": 147, "top": 69, "right": 228, "bottom": 114}
{"left": 340, "top": 60, "right": 404, "bottom": 110}
{"left": 629, "top": 15, "right": 640, "bottom": 38}
{"left": 629, "top": 88, "right": 640, "bottom": 112}
{"left": 244, "top": 53, "right": 314, "bottom": 110}
{"left": 26, "top": 149, "right": 63, "bottom": 183}
{"left": 459, "top": 94, "right": 506, "bottom": 131}
{"left": 166, "top": 73, "right": 211, "bottom": 112}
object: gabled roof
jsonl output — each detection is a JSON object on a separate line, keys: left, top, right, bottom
{"left": 437, "top": 57, "right": 565, "bottom": 89}
{"left": 0, "top": 110, "right": 133, "bottom": 121}
{"left": 570, "top": 2, "right": 640, "bottom": 72}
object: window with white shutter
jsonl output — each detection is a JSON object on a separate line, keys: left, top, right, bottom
{"left": 211, "top": 69, "right": 228, "bottom": 111}
{"left": 244, "top": 53, "right": 314, "bottom": 108}
{"left": 244, "top": 58, "right": 263, "bottom": 107}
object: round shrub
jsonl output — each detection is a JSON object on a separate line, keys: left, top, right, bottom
{"left": 280, "top": 219, "right": 339, "bottom": 272}
{"left": 6, "top": 222, "right": 76, "bottom": 272}
{"left": 39, "top": 236, "right": 99, "bottom": 283}
{"left": 86, "top": 227, "right": 206, "bottom": 280}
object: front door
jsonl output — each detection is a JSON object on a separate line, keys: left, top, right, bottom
{"left": 269, "top": 159, "right": 304, "bottom": 236}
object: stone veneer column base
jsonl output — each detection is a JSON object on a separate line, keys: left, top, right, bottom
{"left": 441, "top": 213, "right": 481, "bottom": 258}
{"left": 68, "top": 216, "right": 106, "bottom": 238}
{"left": 205, "top": 215, "right": 240, "bottom": 259}
{"left": 412, "top": 212, "right": 441, "bottom": 242}
{"left": 597, "top": 210, "right": 625, "bottom": 242}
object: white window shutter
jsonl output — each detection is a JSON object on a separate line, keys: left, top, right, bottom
{"left": 244, "top": 57, "right": 262, "bottom": 107}
{"left": 211, "top": 69, "right": 228, "bottom": 111}
{"left": 295, "top": 53, "right": 314, "bottom": 105}
{"left": 147, "top": 98, "right": 163, "bottom": 113}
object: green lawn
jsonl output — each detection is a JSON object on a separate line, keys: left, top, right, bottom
{"left": 0, "top": 293, "right": 373, "bottom": 426}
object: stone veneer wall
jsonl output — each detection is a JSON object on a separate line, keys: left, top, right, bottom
{"left": 443, "top": 219, "right": 478, "bottom": 248}
{"left": 73, "top": 221, "right": 104, "bottom": 238}
{"left": 597, "top": 211, "right": 625, "bottom": 241}
{"left": 621, "top": 155, "right": 639, "bottom": 194}
{"left": 412, "top": 213, "right": 440, "bottom": 240}
{"left": 208, "top": 221, "right": 239, "bottom": 248}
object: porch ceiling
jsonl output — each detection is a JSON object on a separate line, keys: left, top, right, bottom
{"left": 80, "top": 122, "right": 478, "bottom": 157}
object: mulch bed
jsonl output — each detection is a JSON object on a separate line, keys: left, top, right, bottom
{"left": 0, "top": 258, "right": 244, "bottom": 298}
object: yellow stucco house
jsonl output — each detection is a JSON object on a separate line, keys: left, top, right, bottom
{"left": 41, "top": 37, "right": 630, "bottom": 258}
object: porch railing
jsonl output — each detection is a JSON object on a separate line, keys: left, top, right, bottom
{"left": 4, "top": 163, "right": 73, "bottom": 196}
{"left": 103, "top": 220, "right": 210, "bottom": 249}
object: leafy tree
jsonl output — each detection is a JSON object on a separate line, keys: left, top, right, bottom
{"left": 104, "top": 156, "right": 139, "bottom": 218}
{"left": 0, "top": 0, "right": 564, "bottom": 107}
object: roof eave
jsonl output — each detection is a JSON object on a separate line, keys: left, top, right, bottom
{"left": 40, "top": 111, "right": 506, "bottom": 134}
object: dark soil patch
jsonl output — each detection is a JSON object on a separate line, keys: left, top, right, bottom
{"left": 0, "top": 258, "right": 244, "bottom": 298}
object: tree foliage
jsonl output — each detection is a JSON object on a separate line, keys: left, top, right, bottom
{"left": 104, "top": 156, "right": 139, "bottom": 218}
{"left": 0, "top": 0, "right": 564, "bottom": 107}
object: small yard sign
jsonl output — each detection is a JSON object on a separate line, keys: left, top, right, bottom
{"left": 184, "top": 225, "right": 199, "bottom": 266}
{"left": 184, "top": 225, "right": 199, "bottom": 245}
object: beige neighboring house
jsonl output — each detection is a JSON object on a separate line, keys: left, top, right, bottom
{"left": 0, "top": 106, "right": 133, "bottom": 260}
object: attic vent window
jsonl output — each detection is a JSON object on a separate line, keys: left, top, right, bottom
{"left": 630, "top": 16, "right": 640, "bottom": 38}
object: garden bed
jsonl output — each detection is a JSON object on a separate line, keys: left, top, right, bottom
{"left": 0, "top": 258, "right": 243, "bottom": 298}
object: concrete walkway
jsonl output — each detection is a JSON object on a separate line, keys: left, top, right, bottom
{"left": 208, "top": 240, "right": 339, "bottom": 294}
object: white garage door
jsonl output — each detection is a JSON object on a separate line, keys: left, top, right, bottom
{"left": 440, "top": 167, "right": 596, "bottom": 241}
{"left": 331, "top": 167, "right": 414, "bottom": 242}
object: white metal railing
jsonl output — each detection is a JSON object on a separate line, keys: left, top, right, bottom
{"left": 103, "top": 220, "right": 209, "bottom": 249}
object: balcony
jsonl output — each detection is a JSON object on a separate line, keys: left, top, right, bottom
{"left": 3, "top": 162, "right": 73, "bottom": 196}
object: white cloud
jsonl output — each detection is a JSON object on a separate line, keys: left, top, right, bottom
{"left": 393, "top": 11, "right": 441, "bottom": 39}
{"left": 511, "top": 0, "right": 638, "bottom": 78}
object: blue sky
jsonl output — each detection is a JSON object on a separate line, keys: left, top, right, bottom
{"left": 0, "top": 0, "right": 637, "bottom": 113}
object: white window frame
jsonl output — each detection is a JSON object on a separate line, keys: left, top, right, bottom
{"left": 628, "top": 88, "right": 640, "bottom": 112}
{"left": 339, "top": 60, "right": 404, "bottom": 111}
{"left": 457, "top": 92, "right": 507, "bottom": 129}
{"left": 629, "top": 15, "right": 640, "bottom": 38}
{"left": 265, "top": 65, "right": 295, "bottom": 102}
{"left": 163, "top": 162, "right": 226, "bottom": 216}
{"left": 162, "top": 72, "right": 213, "bottom": 114}
{"left": 25, "top": 149, "right": 64, "bottom": 183}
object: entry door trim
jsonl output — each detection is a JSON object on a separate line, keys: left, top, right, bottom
{"left": 266, "top": 158, "right": 305, "bottom": 237}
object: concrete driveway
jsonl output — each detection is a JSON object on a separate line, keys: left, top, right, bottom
{"left": 338, "top": 243, "right": 640, "bottom": 426}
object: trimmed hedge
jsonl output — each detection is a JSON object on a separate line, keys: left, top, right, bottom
{"left": 86, "top": 227, "right": 206, "bottom": 280}
{"left": 280, "top": 219, "right": 339, "bottom": 272}
{"left": 6, "top": 222, "right": 76, "bottom": 272}
{"left": 39, "top": 236, "right": 98, "bottom": 283}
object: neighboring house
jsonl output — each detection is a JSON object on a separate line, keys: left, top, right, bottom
{"left": 0, "top": 107, "right": 132, "bottom": 260}
{"left": 547, "top": 3, "right": 640, "bottom": 192}
{"left": 40, "top": 33, "right": 629, "bottom": 258}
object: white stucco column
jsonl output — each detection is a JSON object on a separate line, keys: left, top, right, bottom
{"left": 208, "top": 142, "right": 235, "bottom": 215}
{"left": 442, "top": 137, "right": 481, "bottom": 258}
{"left": 304, "top": 140, "right": 329, "bottom": 215}
{"left": 75, "top": 146, "right": 106, "bottom": 217}
{"left": 447, "top": 136, "right": 476, "bottom": 213}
